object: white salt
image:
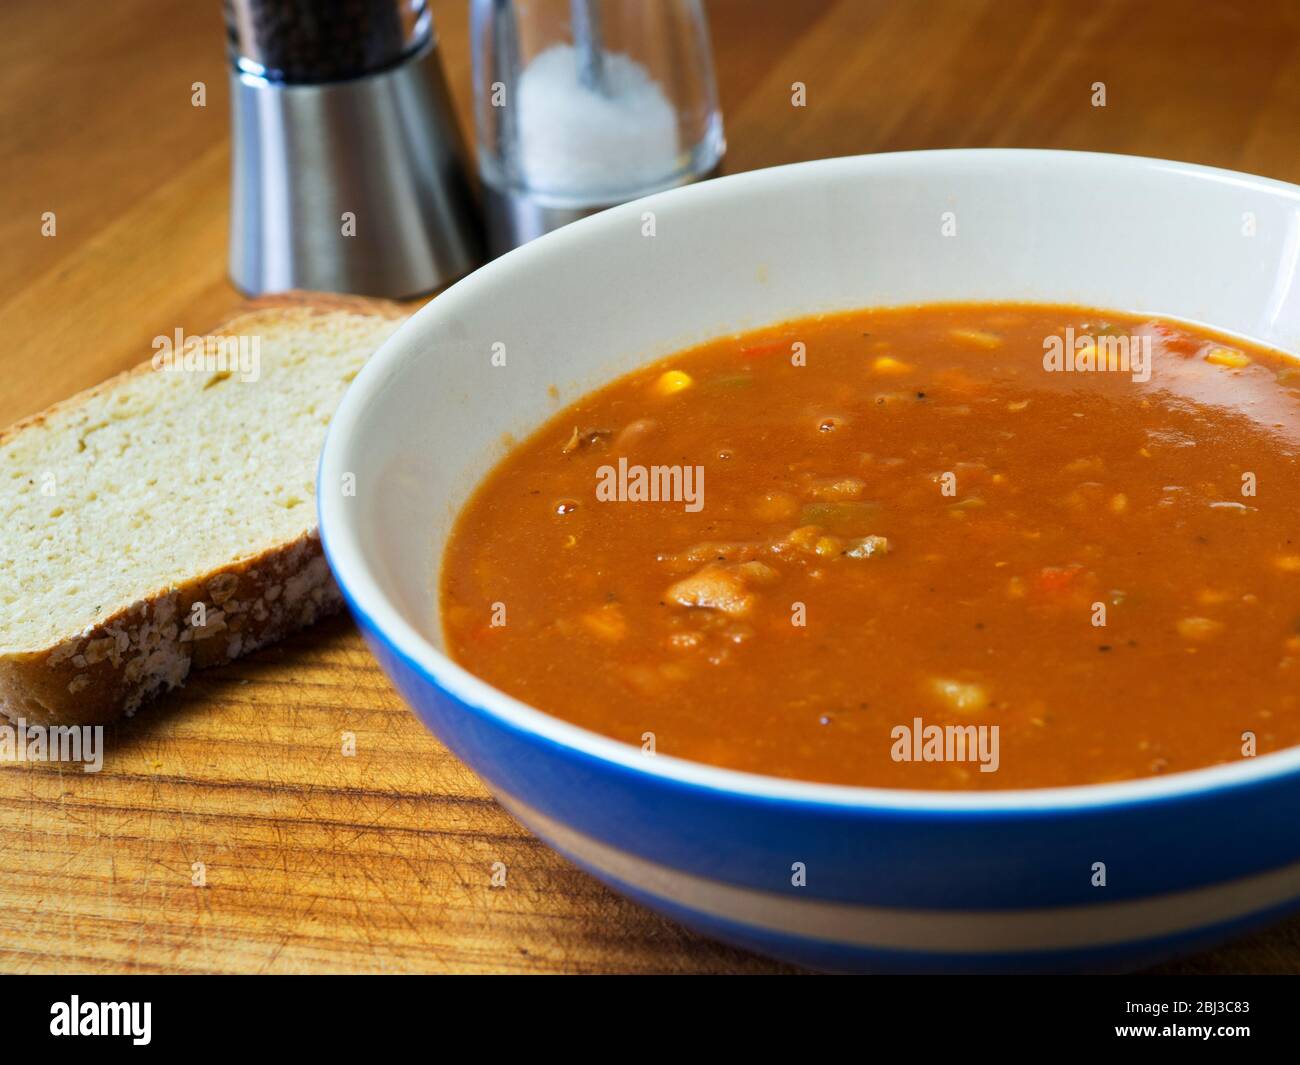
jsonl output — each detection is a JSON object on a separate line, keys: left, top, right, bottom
{"left": 516, "top": 44, "right": 681, "bottom": 200}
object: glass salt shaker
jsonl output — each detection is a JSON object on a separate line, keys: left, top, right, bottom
{"left": 471, "top": 0, "right": 725, "bottom": 255}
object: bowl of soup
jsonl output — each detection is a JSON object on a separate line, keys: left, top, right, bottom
{"left": 318, "top": 149, "right": 1300, "bottom": 972}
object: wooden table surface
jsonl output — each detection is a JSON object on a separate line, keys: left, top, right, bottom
{"left": 3, "top": 0, "right": 1300, "bottom": 974}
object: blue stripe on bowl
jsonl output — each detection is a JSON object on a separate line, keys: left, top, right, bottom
{"left": 353, "top": 604, "right": 1300, "bottom": 914}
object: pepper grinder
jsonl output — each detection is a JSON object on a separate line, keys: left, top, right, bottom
{"left": 471, "top": 0, "right": 725, "bottom": 256}
{"left": 227, "top": 0, "right": 483, "bottom": 298}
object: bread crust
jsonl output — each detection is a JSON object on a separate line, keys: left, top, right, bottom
{"left": 0, "top": 292, "right": 403, "bottom": 727}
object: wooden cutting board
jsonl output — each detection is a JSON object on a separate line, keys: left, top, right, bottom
{"left": 3, "top": 0, "right": 1300, "bottom": 973}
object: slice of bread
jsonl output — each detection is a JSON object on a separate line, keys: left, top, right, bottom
{"left": 0, "top": 293, "right": 406, "bottom": 726}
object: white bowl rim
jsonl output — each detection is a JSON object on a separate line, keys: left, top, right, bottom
{"left": 319, "top": 147, "right": 1300, "bottom": 814}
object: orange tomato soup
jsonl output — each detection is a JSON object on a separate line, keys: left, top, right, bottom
{"left": 441, "top": 304, "right": 1300, "bottom": 789}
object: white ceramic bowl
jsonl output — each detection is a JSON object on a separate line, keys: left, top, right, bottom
{"left": 319, "top": 150, "right": 1300, "bottom": 971}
